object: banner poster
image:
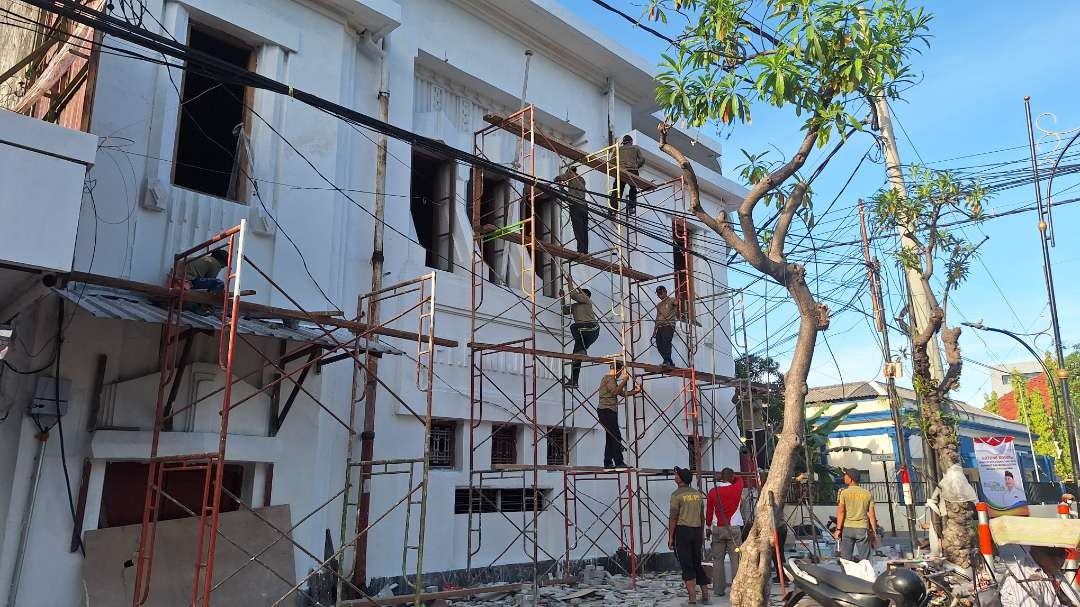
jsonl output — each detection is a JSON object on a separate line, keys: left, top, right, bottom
{"left": 974, "top": 436, "right": 1029, "bottom": 517}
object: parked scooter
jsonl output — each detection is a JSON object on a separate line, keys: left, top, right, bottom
{"left": 783, "top": 559, "right": 928, "bottom": 607}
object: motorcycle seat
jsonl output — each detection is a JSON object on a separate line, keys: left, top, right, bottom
{"left": 799, "top": 562, "right": 879, "bottom": 597}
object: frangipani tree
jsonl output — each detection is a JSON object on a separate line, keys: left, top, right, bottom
{"left": 647, "top": 0, "right": 930, "bottom": 602}
{"left": 870, "top": 165, "right": 987, "bottom": 567}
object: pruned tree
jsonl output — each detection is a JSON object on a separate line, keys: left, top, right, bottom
{"left": 869, "top": 165, "right": 986, "bottom": 567}
{"left": 648, "top": 0, "right": 930, "bottom": 602}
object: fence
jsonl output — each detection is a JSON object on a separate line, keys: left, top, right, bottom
{"left": 784, "top": 480, "right": 1069, "bottom": 506}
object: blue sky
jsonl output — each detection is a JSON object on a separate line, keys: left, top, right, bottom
{"left": 559, "top": 0, "right": 1080, "bottom": 405}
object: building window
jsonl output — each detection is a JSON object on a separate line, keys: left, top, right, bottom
{"left": 522, "top": 192, "right": 559, "bottom": 297}
{"left": 453, "top": 488, "right": 550, "bottom": 514}
{"left": 491, "top": 424, "right": 518, "bottom": 466}
{"left": 429, "top": 420, "right": 456, "bottom": 469}
{"left": 468, "top": 174, "right": 511, "bottom": 284}
{"left": 671, "top": 219, "right": 694, "bottom": 321}
{"left": 546, "top": 427, "right": 570, "bottom": 466}
{"left": 173, "top": 26, "right": 253, "bottom": 201}
{"left": 411, "top": 151, "right": 455, "bottom": 271}
{"left": 99, "top": 461, "right": 245, "bottom": 528}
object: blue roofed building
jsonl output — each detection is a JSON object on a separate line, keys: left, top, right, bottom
{"left": 805, "top": 381, "right": 1054, "bottom": 485}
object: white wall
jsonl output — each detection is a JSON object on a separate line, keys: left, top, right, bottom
{"left": 0, "top": 0, "right": 741, "bottom": 602}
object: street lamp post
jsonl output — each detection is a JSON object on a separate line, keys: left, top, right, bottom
{"left": 963, "top": 321, "right": 1080, "bottom": 490}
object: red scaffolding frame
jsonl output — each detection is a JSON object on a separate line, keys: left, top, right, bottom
{"left": 462, "top": 106, "right": 750, "bottom": 593}
{"left": 123, "top": 220, "right": 448, "bottom": 606}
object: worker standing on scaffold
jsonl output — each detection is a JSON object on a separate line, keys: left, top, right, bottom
{"left": 562, "top": 273, "right": 598, "bottom": 389}
{"left": 611, "top": 135, "right": 644, "bottom": 217}
{"left": 653, "top": 285, "right": 680, "bottom": 368}
{"left": 555, "top": 164, "right": 589, "bottom": 254}
{"left": 596, "top": 359, "right": 640, "bottom": 468}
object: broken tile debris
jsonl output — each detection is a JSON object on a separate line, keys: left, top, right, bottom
{"left": 434, "top": 571, "right": 757, "bottom": 606}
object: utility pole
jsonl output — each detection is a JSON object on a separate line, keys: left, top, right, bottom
{"left": 1024, "top": 97, "right": 1080, "bottom": 497}
{"left": 872, "top": 96, "right": 945, "bottom": 382}
{"left": 859, "top": 200, "right": 918, "bottom": 553}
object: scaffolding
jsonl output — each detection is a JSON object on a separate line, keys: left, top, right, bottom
{"left": 124, "top": 220, "right": 447, "bottom": 606}
{"left": 461, "top": 105, "right": 750, "bottom": 593}
{"left": 125, "top": 105, "right": 760, "bottom": 606}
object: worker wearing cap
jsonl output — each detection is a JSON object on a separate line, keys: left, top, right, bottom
{"left": 611, "top": 134, "right": 645, "bottom": 216}
{"left": 555, "top": 164, "right": 589, "bottom": 254}
{"left": 653, "top": 285, "right": 680, "bottom": 368}
{"left": 563, "top": 273, "right": 598, "bottom": 389}
{"left": 834, "top": 468, "right": 877, "bottom": 561}
{"left": 669, "top": 466, "right": 711, "bottom": 605}
{"left": 596, "top": 360, "right": 640, "bottom": 468}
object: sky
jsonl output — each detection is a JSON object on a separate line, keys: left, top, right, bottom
{"left": 558, "top": 0, "right": 1080, "bottom": 406}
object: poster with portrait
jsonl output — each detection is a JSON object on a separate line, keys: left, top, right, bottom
{"left": 974, "top": 436, "right": 1029, "bottom": 517}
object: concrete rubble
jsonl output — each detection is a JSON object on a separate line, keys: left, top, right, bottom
{"left": 435, "top": 567, "right": 772, "bottom": 606}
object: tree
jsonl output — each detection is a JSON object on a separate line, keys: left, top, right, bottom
{"left": 735, "top": 354, "right": 784, "bottom": 464}
{"left": 1009, "top": 371, "right": 1066, "bottom": 480}
{"left": 984, "top": 392, "right": 1000, "bottom": 416}
{"left": 869, "top": 165, "right": 986, "bottom": 567}
{"left": 648, "top": 1, "right": 930, "bottom": 602}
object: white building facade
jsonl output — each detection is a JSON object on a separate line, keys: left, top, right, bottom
{"left": 0, "top": 1, "right": 742, "bottom": 604}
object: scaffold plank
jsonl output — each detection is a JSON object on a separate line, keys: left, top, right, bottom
{"left": 483, "top": 113, "right": 656, "bottom": 192}
{"left": 492, "top": 231, "right": 655, "bottom": 282}
{"left": 58, "top": 270, "right": 458, "bottom": 347}
{"left": 468, "top": 341, "right": 754, "bottom": 389}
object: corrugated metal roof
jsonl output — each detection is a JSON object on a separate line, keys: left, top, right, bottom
{"left": 807, "top": 380, "right": 1018, "bottom": 425}
{"left": 54, "top": 286, "right": 401, "bottom": 355}
{"left": 805, "top": 381, "right": 882, "bottom": 403}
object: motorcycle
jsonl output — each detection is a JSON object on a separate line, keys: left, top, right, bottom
{"left": 783, "top": 559, "right": 928, "bottom": 607}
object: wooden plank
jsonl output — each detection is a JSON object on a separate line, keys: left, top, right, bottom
{"left": 340, "top": 583, "right": 523, "bottom": 606}
{"left": 491, "top": 230, "right": 654, "bottom": 282}
{"left": 484, "top": 113, "right": 656, "bottom": 191}
{"left": 468, "top": 341, "right": 750, "bottom": 388}
{"left": 14, "top": 22, "right": 93, "bottom": 113}
{"left": 58, "top": 271, "right": 458, "bottom": 348}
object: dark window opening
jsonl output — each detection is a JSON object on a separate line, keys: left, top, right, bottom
{"left": 491, "top": 424, "right": 518, "bottom": 466}
{"left": 546, "top": 427, "right": 569, "bottom": 466}
{"left": 454, "top": 488, "right": 549, "bottom": 514}
{"left": 173, "top": 27, "right": 253, "bottom": 201}
{"left": 672, "top": 220, "right": 694, "bottom": 321}
{"left": 468, "top": 174, "right": 510, "bottom": 284}
{"left": 522, "top": 192, "right": 559, "bottom": 297}
{"left": 429, "top": 420, "right": 456, "bottom": 469}
{"left": 100, "top": 461, "right": 244, "bottom": 528}
{"left": 411, "top": 151, "right": 455, "bottom": 271}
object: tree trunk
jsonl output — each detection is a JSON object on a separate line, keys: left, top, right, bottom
{"left": 730, "top": 274, "right": 824, "bottom": 606}
{"left": 912, "top": 333, "right": 973, "bottom": 568}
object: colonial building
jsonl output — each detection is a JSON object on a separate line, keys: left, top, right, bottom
{"left": 0, "top": 1, "right": 743, "bottom": 604}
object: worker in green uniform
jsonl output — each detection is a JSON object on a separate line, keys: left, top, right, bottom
{"left": 669, "top": 466, "right": 711, "bottom": 605}
{"left": 563, "top": 273, "right": 598, "bottom": 389}
{"left": 184, "top": 249, "right": 228, "bottom": 293}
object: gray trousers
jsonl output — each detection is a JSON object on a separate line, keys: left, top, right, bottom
{"left": 709, "top": 525, "right": 741, "bottom": 592}
{"left": 839, "top": 527, "right": 871, "bottom": 561}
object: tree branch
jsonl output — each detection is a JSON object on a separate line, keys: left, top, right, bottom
{"left": 939, "top": 324, "right": 963, "bottom": 394}
{"left": 768, "top": 182, "right": 808, "bottom": 262}
{"left": 737, "top": 127, "right": 820, "bottom": 264}
{"left": 658, "top": 123, "right": 773, "bottom": 271}
{"left": 912, "top": 305, "right": 943, "bottom": 349}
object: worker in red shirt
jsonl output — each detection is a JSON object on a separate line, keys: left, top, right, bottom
{"left": 705, "top": 467, "right": 744, "bottom": 596}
